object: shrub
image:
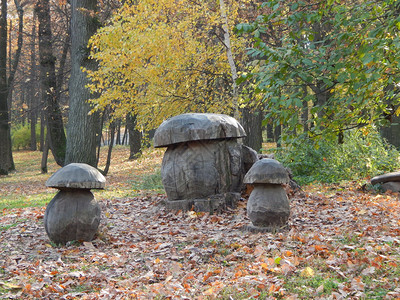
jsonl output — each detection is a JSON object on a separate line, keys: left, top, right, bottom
{"left": 11, "top": 124, "right": 41, "bottom": 150}
{"left": 275, "top": 128, "right": 400, "bottom": 185}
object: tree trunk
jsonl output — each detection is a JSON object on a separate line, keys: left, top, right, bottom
{"left": 219, "top": 0, "right": 239, "bottom": 119}
{"left": 0, "top": 0, "right": 12, "bottom": 175}
{"left": 274, "top": 124, "right": 282, "bottom": 148}
{"left": 0, "top": 0, "right": 23, "bottom": 174}
{"left": 55, "top": 29, "right": 70, "bottom": 101}
{"left": 65, "top": 0, "right": 101, "bottom": 167}
{"left": 115, "top": 119, "right": 121, "bottom": 145}
{"left": 102, "top": 121, "right": 115, "bottom": 175}
{"left": 121, "top": 123, "right": 127, "bottom": 145}
{"left": 36, "top": 0, "right": 66, "bottom": 166}
{"left": 40, "top": 109, "right": 45, "bottom": 151}
{"left": 241, "top": 106, "right": 263, "bottom": 152}
{"left": 266, "top": 123, "right": 274, "bottom": 142}
{"left": 29, "top": 14, "right": 37, "bottom": 151}
{"left": 380, "top": 108, "right": 400, "bottom": 149}
{"left": 127, "top": 113, "right": 142, "bottom": 160}
{"left": 41, "top": 134, "right": 49, "bottom": 173}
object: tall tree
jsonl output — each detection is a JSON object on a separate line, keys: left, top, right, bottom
{"left": 219, "top": 0, "right": 239, "bottom": 119}
{"left": 126, "top": 113, "right": 142, "bottom": 160}
{"left": 238, "top": 0, "right": 400, "bottom": 144}
{"left": 36, "top": 0, "right": 67, "bottom": 166}
{"left": 86, "top": 0, "right": 247, "bottom": 130}
{"left": 29, "top": 12, "right": 38, "bottom": 151}
{"left": 0, "top": 0, "right": 23, "bottom": 175}
{"left": 65, "top": 0, "right": 101, "bottom": 167}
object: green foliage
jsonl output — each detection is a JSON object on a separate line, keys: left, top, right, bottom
{"left": 11, "top": 124, "right": 40, "bottom": 151}
{"left": 237, "top": 0, "right": 400, "bottom": 143}
{"left": 275, "top": 129, "right": 400, "bottom": 185}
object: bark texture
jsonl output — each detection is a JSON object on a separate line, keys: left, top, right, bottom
{"left": 0, "top": 0, "right": 11, "bottom": 175}
{"left": 380, "top": 112, "right": 400, "bottom": 149}
{"left": 241, "top": 106, "right": 263, "bottom": 152}
{"left": 127, "top": 113, "right": 142, "bottom": 160}
{"left": 0, "top": 0, "right": 22, "bottom": 174}
{"left": 36, "top": 0, "right": 66, "bottom": 166}
{"left": 65, "top": 0, "right": 100, "bottom": 167}
{"left": 29, "top": 19, "right": 38, "bottom": 151}
{"left": 247, "top": 184, "right": 290, "bottom": 228}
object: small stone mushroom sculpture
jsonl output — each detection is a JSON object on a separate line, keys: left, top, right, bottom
{"left": 44, "top": 163, "right": 105, "bottom": 244}
{"left": 154, "top": 113, "right": 254, "bottom": 212}
{"left": 243, "top": 158, "right": 290, "bottom": 232}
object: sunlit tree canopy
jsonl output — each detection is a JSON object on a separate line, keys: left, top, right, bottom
{"left": 86, "top": 0, "right": 247, "bottom": 129}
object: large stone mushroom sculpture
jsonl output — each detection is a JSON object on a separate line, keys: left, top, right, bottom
{"left": 243, "top": 158, "right": 290, "bottom": 232}
{"left": 154, "top": 113, "right": 253, "bottom": 212}
{"left": 44, "top": 163, "right": 105, "bottom": 244}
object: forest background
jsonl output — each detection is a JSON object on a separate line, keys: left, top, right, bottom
{"left": 1, "top": 0, "right": 400, "bottom": 182}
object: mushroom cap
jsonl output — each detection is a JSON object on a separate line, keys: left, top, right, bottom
{"left": 243, "top": 158, "right": 289, "bottom": 184}
{"left": 153, "top": 113, "right": 246, "bottom": 148}
{"left": 371, "top": 171, "right": 400, "bottom": 185}
{"left": 46, "top": 163, "right": 106, "bottom": 189}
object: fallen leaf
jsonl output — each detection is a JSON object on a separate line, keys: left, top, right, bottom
{"left": 361, "top": 266, "right": 375, "bottom": 276}
{"left": 0, "top": 282, "right": 22, "bottom": 290}
{"left": 300, "top": 267, "right": 315, "bottom": 278}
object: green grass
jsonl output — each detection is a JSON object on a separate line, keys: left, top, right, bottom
{"left": 0, "top": 223, "right": 18, "bottom": 231}
{"left": 0, "top": 218, "right": 29, "bottom": 231}
{"left": 282, "top": 274, "right": 344, "bottom": 298}
{"left": 0, "top": 147, "right": 165, "bottom": 211}
{"left": 136, "top": 170, "right": 164, "bottom": 191}
{"left": 0, "top": 193, "right": 53, "bottom": 211}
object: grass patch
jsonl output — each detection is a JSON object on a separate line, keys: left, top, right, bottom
{"left": 0, "top": 146, "right": 164, "bottom": 210}
{"left": 128, "top": 169, "right": 164, "bottom": 193}
{"left": 0, "top": 218, "right": 29, "bottom": 231}
{"left": 0, "top": 223, "right": 18, "bottom": 231}
{"left": 0, "top": 193, "right": 53, "bottom": 211}
{"left": 282, "top": 275, "right": 344, "bottom": 298}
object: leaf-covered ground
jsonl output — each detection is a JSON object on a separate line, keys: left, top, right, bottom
{"left": 1, "top": 147, "right": 399, "bottom": 299}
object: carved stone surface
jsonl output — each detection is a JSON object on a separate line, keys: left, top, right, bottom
{"left": 46, "top": 163, "right": 106, "bottom": 189}
{"left": 247, "top": 184, "right": 290, "bottom": 227}
{"left": 44, "top": 190, "right": 101, "bottom": 244}
{"left": 244, "top": 158, "right": 290, "bottom": 231}
{"left": 161, "top": 139, "right": 243, "bottom": 201}
{"left": 154, "top": 113, "right": 246, "bottom": 147}
{"left": 154, "top": 113, "right": 257, "bottom": 212}
{"left": 242, "top": 145, "right": 259, "bottom": 175}
{"left": 45, "top": 163, "right": 105, "bottom": 244}
{"left": 381, "top": 181, "right": 400, "bottom": 192}
{"left": 244, "top": 158, "right": 289, "bottom": 185}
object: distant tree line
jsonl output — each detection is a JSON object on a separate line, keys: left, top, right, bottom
{"left": 1, "top": 0, "right": 400, "bottom": 176}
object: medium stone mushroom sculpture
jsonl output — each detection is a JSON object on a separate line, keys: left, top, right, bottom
{"left": 154, "top": 113, "right": 256, "bottom": 212}
{"left": 44, "top": 163, "right": 105, "bottom": 244}
{"left": 243, "top": 158, "right": 290, "bottom": 232}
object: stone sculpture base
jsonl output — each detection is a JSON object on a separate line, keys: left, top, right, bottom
{"left": 164, "top": 193, "right": 240, "bottom": 214}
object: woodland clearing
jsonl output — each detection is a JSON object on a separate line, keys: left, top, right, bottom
{"left": 0, "top": 147, "right": 399, "bottom": 299}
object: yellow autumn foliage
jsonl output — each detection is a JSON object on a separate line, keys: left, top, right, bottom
{"left": 86, "top": 0, "right": 248, "bottom": 130}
